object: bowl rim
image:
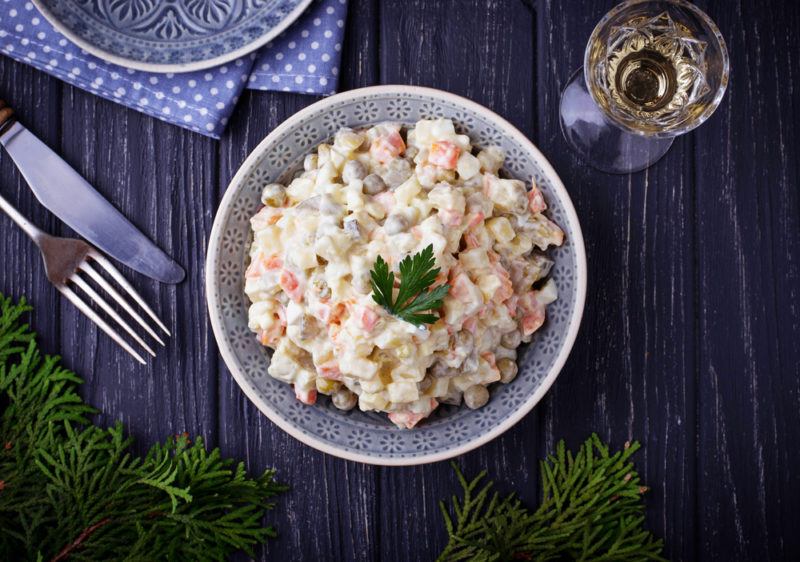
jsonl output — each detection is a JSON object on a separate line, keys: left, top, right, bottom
{"left": 206, "top": 84, "right": 587, "bottom": 466}
{"left": 31, "top": 0, "right": 314, "bottom": 73}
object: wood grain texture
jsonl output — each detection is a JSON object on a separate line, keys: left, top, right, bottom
{"left": 694, "top": 0, "right": 800, "bottom": 559}
{"left": 0, "top": 60, "right": 61, "bottom": 349}
{"left": 535, "top": 2, "right": 698, "bottom": 560}
{"left": 0, "top": 0, "right": 799, "bottom": 560}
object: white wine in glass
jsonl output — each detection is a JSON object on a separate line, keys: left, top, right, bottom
{"left": 560, "top": 0, "right": 729, "bottom": 174}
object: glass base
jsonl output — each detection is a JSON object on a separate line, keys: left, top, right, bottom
{"left": 559, "top": 68, "right": 674, "bottom": 174}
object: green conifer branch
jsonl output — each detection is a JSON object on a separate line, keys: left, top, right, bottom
{"left": 0, "top": 293, "right": 670, "bottom": 561}
{"left": 437, "top": 435, "right": 666, "bottom": 561}
{"left": 0, "top": 294, "right": 287, "bottom": 561}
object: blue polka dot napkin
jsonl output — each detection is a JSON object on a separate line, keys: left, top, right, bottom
{"left": 0, "top": 0, "right": 348, "bottom": 139}
{"left": 248, "top": 0, "right": 347, "bottom": 95}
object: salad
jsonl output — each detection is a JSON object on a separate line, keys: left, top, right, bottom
{"left": 245, "top": 118, "right": 564, "bottom": 429}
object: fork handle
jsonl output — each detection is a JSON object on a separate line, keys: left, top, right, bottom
{"left": 0, "top": 191, "right": 45, "bottom": 242}
{"left": 0, "top": 100, "right": 15, "bottom": 138}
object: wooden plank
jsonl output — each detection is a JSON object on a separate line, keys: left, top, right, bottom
{"left": 1, "top": 1, "right": 798, "bottom": 561}
{"left": 535, "top": 1, "right": 697, "bottom": 560}
{"left": 214, "top": 2, "right": 382, "bottom": 560}
{"left": 56, "top": 84, "right": 220, "bottom": 453}
{"left": 0, "top": 58, "right": 62, "bottom": 347}
{"left": 378, "top": 1, "right": 540, "bottom": 560}
{"left": 695, "top": 0, "right": 800, "bottom": 559}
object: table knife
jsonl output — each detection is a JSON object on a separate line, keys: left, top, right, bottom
{"left": 0, "top": 100, "right": 185, "bottom": 284}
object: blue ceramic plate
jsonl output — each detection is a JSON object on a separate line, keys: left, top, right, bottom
{"left": 206, "top": 86, "right": 587, "bottom": 466}
{"left": 32, "top": 0, "right": 313, "bottom": 72}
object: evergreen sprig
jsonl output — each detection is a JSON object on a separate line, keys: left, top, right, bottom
{"left": 438, "top": 434, "right": 666, "bottom": 561}
{"left": 0, "top": 294, "right": 287, "bottom": 561}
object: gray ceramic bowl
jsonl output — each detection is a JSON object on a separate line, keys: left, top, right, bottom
{"left": 206, "top": 86, "right": 586, "bottom": 465}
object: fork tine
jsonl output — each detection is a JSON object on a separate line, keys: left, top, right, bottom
{"left": 89, "top": 252, "right": 171, "bottom": 336}
{"left": 79, "top": 261, "right": 165, "bottom": 346}
{"left": 69, "top": 274, "right": 157, "bottom": 358}
{"left": 58, "top": 285, "right": 147, "bottom": 365}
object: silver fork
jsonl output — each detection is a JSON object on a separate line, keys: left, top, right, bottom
{"left": 0, "top": 191, "right": 169, "bottom": 364}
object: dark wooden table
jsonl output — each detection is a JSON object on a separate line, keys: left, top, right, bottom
{"left": 1, "top": 0, "right": 799, "bottom": 560}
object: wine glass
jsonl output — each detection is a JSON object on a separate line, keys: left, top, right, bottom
{"left": 559, "top": 0, "right": 729, "bottom": 174}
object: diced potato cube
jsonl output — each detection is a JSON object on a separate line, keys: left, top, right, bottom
{"left": 316, "top": 144, "right": 332, "bottom": 166}
{"left": 330, "top": 147, "right": 348, "bottom": 169}
{"left": 444, "top": 276, "right": 484, "bottom": 326}
{"left": 529, "top": 214, "right": 565, "bottom": 250}
{"left": 504, "top": 234, "right": 534, "bottom": 256}
{"left": 316, "top": 377, "right": 340, "bottom": 394}
{"left": 456, "top": 151, "right": 481, "bottom": 179}
{"left": 292, "top": 246, "right": 318, "bottom": 270}
{"left": 286, "top": 178, "right": 315, "bottom": 202}
{"left": 484, "top": 176, "right": 527, "bottom": 214}
{"left": 452, "top": 373, "right": 482, "bottom": 392}
{"left": 248, "top": 301, "right": 278, "bottom": 332}
{"left": 344, "top": 180, "right": 365, "bottom": 211}
{"left": 315, "top": 162, "right": 338, "bottom": 188}
{"left": 294, "top": 368, "right": 317, "bottom": 391}
{"left": 334, "top": 129, "right": 365, "bottom": 153}
{"left": 359, "top": 392, "right": 388, "bottom": 411}
{"left": 364, "top": 201, "right": 386, "bottom": 219}
{"left": 459, "top": 248, "right": 491, "bottom": 271}
{"left": 486, "top": 217, "right": 515, "bottom": 243}
{"left": 427, "top": 184, "right": 466, "bottom": 214}
{"left": 477, "top": 275, "right": 502, "bottom": 301}
{"left": 407, "top": 396, "right": 439, "bottom": 415}
{"left": 537, "top": 279, "right": 558, "bottom": 305}
{"left": 254, "top": 226, "right": 281, "bottom": 250}
{"left": 360, "top": 376, "right": 384, "bottom": 394}
{"left": 394, "top": 176, "right": 422, "bottom": 206}
{"left": 426, "top": 376, "right": 450, "bottom": 397}
{"left": 391, "top": 365, "right": 425, "bottom": 382}
{"left": 410, "top": 197, "right": 434, "bottom": 218}
{"left": 477, "top": 356, "right": 502, "bottom": 385}
{"left": 314, "top": 231, "right": 352, "bottom": 262}
{"left": 340, "top": 355, "right": 380, "bottom": 379}
{"left": 314, "top": 235, "right": 336, "bottom": 262}
{"left": 395, "top": 344, "right": 412, "bottom": 359}
{"left": 387, "top": 381, "right": 420, "bottom": 404}
{"left": 477, "top": 146, "right": 505, "bottom": 174}
{"left": 268, "top": 340, "right": 303, "bottom": 383}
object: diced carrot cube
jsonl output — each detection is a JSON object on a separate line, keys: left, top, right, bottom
{"left": 317, "top": 360, "right": 342, "bottom": 381}
{"left": 428, "top": 141, "right": 460, "bottom": 169}
{"left": 279, "top": 269, "right": 304, "bottom": 303}
{"left": 370, "top": 131, "right": 405, "bottom": 163}
{"left": 358, "top": 305, "right": 379, "bottom": 332}
{"left": 295, "top": 387, "right": 317, "bottom": 405}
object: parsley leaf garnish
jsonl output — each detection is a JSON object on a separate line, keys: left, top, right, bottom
{"left": 370, "top": 244, "right": 450, "bottom": 326}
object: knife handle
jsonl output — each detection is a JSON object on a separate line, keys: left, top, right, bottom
{"left": 0, "top": 100, "right": 15, "bottom": 137}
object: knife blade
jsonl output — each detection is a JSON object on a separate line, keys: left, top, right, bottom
{"left": 0, "top": 119, "right": 185, "bottom": 284}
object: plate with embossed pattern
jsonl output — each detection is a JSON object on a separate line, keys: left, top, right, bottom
{"left": 206, "top": 86, "right": 587, "bottom": 465}
{"left": 32, "top": 0, "right": 314, "bottom": 73}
